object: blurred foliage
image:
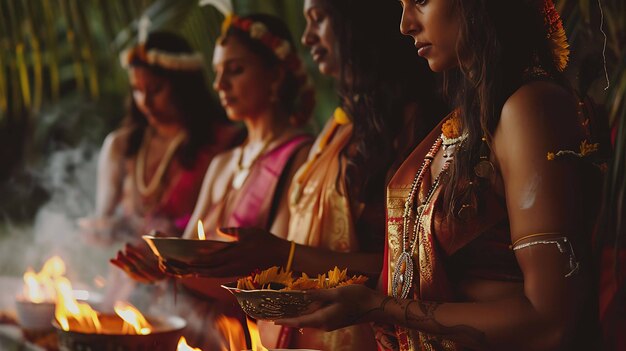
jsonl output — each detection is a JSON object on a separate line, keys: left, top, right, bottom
{"left": 557, "top": 0, "right": 625, "bottom": 126}
{"left": 0, "top": 0, "right": 622, "bottom": 223}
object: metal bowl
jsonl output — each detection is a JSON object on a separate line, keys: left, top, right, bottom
{"left": 142, "top": 235, "right": 233, "bottom": 265}
{"left": 221, "top": 282, "right": 319, "bottom": 321}
{"left": 53, "top": 314, "right": 185, "bottom": 351}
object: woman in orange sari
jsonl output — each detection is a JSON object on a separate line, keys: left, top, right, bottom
{"left": 277, "top": 1, "right": 603, "bottom": 350}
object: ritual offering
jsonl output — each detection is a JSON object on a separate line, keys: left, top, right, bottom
{"left": 222, "top": 266, "right": 368, "bottom": 320}
{"left": 143, "top": 222, "right": 235, "bottom": 266}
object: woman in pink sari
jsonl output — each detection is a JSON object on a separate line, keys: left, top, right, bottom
{"left": 113, "top": 15, "right": 314, "bottom": 349}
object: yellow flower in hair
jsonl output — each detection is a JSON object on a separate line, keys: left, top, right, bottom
{"left": 543, "top": 0, "right": 570, "bottom": 71}
{"left": 221, "top": 14, "right": 233, "bottom": 35}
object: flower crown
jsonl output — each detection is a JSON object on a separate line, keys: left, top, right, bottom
{"left": 119, "top": 44, "right": 205, "bottom": 71}
{"left": 541, "top": 0, "right": 570, "bottom": 72}
{"left": 221, "top": 14, "right": 294, "bottom": 61}
{"left": 221, "top": 14, "right": 315, "bottom": 126}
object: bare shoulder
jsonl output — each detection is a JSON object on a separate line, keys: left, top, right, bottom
{"left": 101, "top": 127, "right": 132, "bottom": 160}
{"left": 499, "top": 81, "right": 581, "bottom": 138}
{"left": 102, "top": 127, "right": 132, "bottom": 154}
{"left": 494, "top": 81, "right": 584, "bottom": 157}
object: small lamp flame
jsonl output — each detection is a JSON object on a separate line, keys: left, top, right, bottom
{"left": 197, "top": 220, "right": 206, "bottom": 240}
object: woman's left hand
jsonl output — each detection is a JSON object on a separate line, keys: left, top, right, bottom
{"left": 274, "top": 284, "right": 385, "bottom": 332}
{"left": 110, "top": 242, "right": 165, "bottom": 283}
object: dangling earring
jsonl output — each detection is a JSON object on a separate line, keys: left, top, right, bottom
{"left": 474, "top": 136, "right": 495, "bottom": 181}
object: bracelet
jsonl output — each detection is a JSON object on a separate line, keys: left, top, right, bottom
{"left": 286, "top": 241, "right": 296, "bottom": 272}
{"left": 509, "top": 232, "right": 562, "bottom": 249}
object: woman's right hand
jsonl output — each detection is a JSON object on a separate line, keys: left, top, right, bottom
{"left": 159, "top": 227, "right": 291, "bottom": 278}
{"left": 110, "top": 242, "right": 166, "bottom": 284}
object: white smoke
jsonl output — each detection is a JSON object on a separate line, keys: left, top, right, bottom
{"left": 0, "top": 144, "right": 119, "bottom": 293}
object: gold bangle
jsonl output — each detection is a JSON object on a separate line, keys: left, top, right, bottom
{"left": 510, "top": 232, "right": 562, "bottom": 249}
{"left": 286, "top": 241, "right": 296, "bottom": 272}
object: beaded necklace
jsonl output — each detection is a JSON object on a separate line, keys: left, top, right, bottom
{"left": 391, "top": 113, "right": 464, "bottom": 299}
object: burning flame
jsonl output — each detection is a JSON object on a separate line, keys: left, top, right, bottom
{"left": 197, "top": 220, "right": 206, "bottom": 240}
{"left": 114, "top": 302, "right": 152, "bottom": 335}
{"left": 177, "top": 336, "right": 203, "bottom": 351}
{"left": 216, "top": 315, "right": 247, "bottom": 351}
{"left": 22, "top": 256, "right": 66, "bottom": 303}
{"left": 55, "top": 281, "right": 152, "bottom": 335}
{"left": 54, "top": 277, "right": 102, "bottom": 333}
{"left": 246, "top": 317, "right": 269, "bottom": 351}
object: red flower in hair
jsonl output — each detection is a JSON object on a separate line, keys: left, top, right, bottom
{"left": 542, "top": 0, "right": 570, "bottom": 71}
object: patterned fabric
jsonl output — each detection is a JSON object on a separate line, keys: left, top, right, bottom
{"left": 383, "top": 116, "right": 519, "bottom": 351}
{"left": 281, "top": 118, "right": 378, "bottom": 351}
{"left": 203, "top": 134, "right": 312, "bottom": 231}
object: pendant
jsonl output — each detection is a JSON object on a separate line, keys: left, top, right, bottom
{"left": 474, "top": 159, "right": 495, "bottom": 179}
{"left": 391, "top": 251, "right": 414, "bottom": 299}
{"left": 232, "top": 168, "right": 250, "bottom": 189}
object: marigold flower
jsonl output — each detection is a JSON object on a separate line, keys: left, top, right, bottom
{"left": 441, "top": 113, "right": 462, "bottom": 139}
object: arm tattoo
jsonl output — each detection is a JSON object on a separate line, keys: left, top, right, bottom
{"left": 405, "top": 300, "right": 490, "bottom": 348}
{"left": 353, "top": 296, "right": 394, "bottom": 323}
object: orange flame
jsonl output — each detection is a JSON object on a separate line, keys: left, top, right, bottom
{"left": 215, "top": 315, "right": 247, "bottom": 351}
{"left": 113, "top": 302, "right": 152, "bottom": 335}
{"left": 197, "top": 220, "right": 206, "bottom": 240}
{"left": 246, "top": 317, "right": 269, "bottom": 351}
{"left": 22, "top": 256, "right": 66, "bottom": 303}
{"left": 54, "top": 277, "right": 102, "bottom": 333}
{"left": 177, "top": 336, "right": 203, "bottom": 351}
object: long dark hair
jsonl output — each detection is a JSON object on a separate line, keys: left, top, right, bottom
{"left": 322, "top": 0, "right": 442, "bottom": 201}
{"left": 220, "top": 14, "right": 314, "bottom": 126}
{"left": 123, "top": 31, "right": 228, "bottom": 169}
{"left": 442, "top": 0, "right": 565, "bottom": 218}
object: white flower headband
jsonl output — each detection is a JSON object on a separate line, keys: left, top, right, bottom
{"left": 119, "top": 15, "right": 204, "bottom": 71}
{"left": 119, "top": 46, "right": 205, "bottom": 71}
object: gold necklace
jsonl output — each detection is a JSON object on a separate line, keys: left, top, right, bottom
{"left": 231, "top": 137, "right": 274, "bottom": 190}
{"left": 135, "top": 129, "right": 186, "bottom": 197}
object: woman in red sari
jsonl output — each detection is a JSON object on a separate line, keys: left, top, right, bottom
{"left": 277, "top": 1, "right": 603, "bottom": 350}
